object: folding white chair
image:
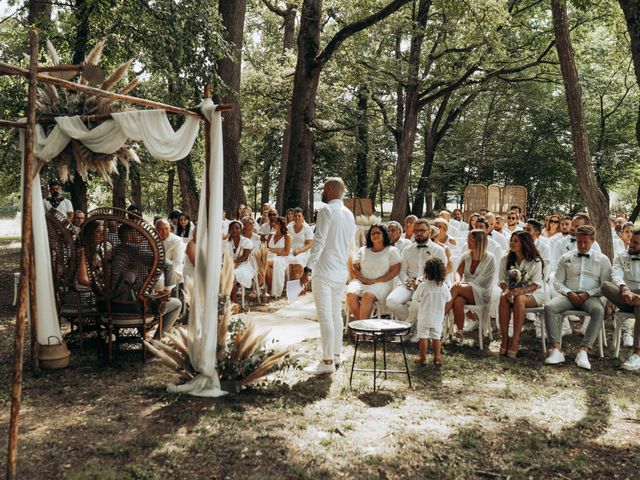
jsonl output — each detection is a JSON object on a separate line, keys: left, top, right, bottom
{"left": 613, "top": 311, "right": 636, "bottom": 358}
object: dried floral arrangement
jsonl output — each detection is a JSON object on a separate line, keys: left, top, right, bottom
{"left": 38, "top": 40, "right": 140, "bottom": 183}
{"left": 144, "top": 249, "right": 295, "bottom": 391}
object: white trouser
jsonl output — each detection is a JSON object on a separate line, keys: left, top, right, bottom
{"left": 312, "top": 275, "right": 345, "bottom": 361}
{"left": 386, "top": 285, "right": 413, "bottom": 320}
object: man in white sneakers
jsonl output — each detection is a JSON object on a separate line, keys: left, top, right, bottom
{"left": 301, "top": 178, "right": 356, "bottom": 375}
{"left": 385, "top": 218, "right": 447, "bottom": 321}
{"left": 602, "top": 229, "right": 640, "bottom": 370}
{"left": 544, "top": 225, "right": 611, "bottom": 370}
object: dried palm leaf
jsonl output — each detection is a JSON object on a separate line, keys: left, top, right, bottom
{"left": 143, "top": 340, "right": 182, "bottom": 372}
{"left": 46, "top": 39, "right": 60, "bottom": 66}
{"left": 85, "top": 40, "right": 106, "bottom": 65}
{"left": 165, "top": 331, "right": 188, "bottom": 357}
{"left": 153, "top": 340, "right": 195, "bottom": 376}
{"left": 238, "top": 349, "right": 292, "bottom": 387}
{"left": 119, "top": 78, "right": 139, "bottom": 95}
{"left": 237, "top": 330, "right": 270, "bottom": 360}
{"left": 101, "top": 59, "right": 133, "bottom": 91}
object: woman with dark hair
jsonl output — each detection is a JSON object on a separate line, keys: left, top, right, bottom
{"left": 498, "top": 230, "right": 546, "bottom": 357}
{"left": 346, "top": 224, "right": 401, "bottom": 320}
{"left": 445, "top": 229, "right": 496, "bottom": 344}
{"left": 228, "top": 220, "right": 255, "bottom": 302}
{"left": 176, "top": 212, "right": 194, "bottom": 243}
{"left": 288, "top": 208, "right": 314, "bottom": 281}
{"left": 168, "top": 210, "right": 181, "bottom": 233}
{"left": 285, "top": 208, "right": 296, "bottom": 225}
{"left": 265, "top": 216, "right": 291, "bottom": 297}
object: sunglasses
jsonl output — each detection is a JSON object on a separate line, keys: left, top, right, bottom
{"left": 508, "top": 216, "right": 517, "bottom": 220}
{"left": 268, "top": 213, "right": 277, "bottom": 216}
{"left": 549, "top": 220, "right": 559, "bottom": 224}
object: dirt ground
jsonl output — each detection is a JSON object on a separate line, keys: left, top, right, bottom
{"left": 1, "top": 239, "right": 640, "bottom": 479}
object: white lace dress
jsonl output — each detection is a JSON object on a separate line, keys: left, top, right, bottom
{"left": 288, "top": 222, "right": 314, "bottom": 266}
{"left": 268, "top": 234, "right": 288, "bottom": 297}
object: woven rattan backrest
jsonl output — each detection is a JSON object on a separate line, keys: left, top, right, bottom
{"left": 45, "top": 209, "right": 78, "bottom": 292}
{"left": 80, "top": 207, "right": 164, "bottom": 301}
{"left": 487, "top": 185, "right": 501, "bottom": 215}
{"left": 462, "top": 184, "right": 488, "bottom": 222}
{"left": 501, "top": 186, "right": 528, "bottom": 218}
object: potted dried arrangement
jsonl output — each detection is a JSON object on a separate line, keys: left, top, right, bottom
{"left": 145, "top": 252, "right": 296, "bottom": 394}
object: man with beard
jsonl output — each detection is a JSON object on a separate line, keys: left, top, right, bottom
{"left": 44, "top": 180, "right": 74, "bottom": 221}
{"left": 385, "top": 218, "right": 447, "bottom": 321}
{"left": 300, "top": 178, "right": 356, "bottom": 375}
{"left": 602, "top": 230, "right": 640, "bottom": 370}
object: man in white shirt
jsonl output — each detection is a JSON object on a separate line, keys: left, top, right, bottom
{"left": 502, "top": 210, "right": 522, "bottom": 240}
{"left": 155, "top": 218, "right": 186, "bottom": 284}
{"left": 300, "top": 177, "right": 356, "bottom": 375}
{"left": 385, "top": 219, "right": 447, "bottom": 321}
{"left": 387, "top": 221, "right": 411, "bottom": 254}
{"left": 43, "top": 180, "right": 74, "bottom": 221}
{"left": 484, "top": 212, "right": 508, "bottom": 251}
{"left": 602, "top": 229, "right": 640, "bottom": 370}
{"left": 259, "top": 209, "right": 277, "bottom": 241}
{"left": 552, "top": 213, "right": 602, "bottom": 266}
{"left": 544, "top": 225, "right": 612, "bottom": 370}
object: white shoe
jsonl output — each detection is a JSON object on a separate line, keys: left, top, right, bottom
{"left": 621, "top": 353, "right": 640, "bottom": 371}
{"left": 526, "top": 312, "right": 536, "bottom": 321}
{"left": 545, "top": 348, "right": 565, "bottom": 365}
{"left": 561, "top": 318, "right": 572, "bottom": 337}
{"left": 622, "top": 332, "right": 634, "bottom": 348}
{"left": 304, "top": 361, "right": 336, "bottom": 375}
{"left": 463, "top": 319, "right": 479, "bottom": 332}
{"left": 575, "top": 350, "right": 591, "bottom": 370}
{"left": 579, "top": 317, "right": 590, "bottom": 336}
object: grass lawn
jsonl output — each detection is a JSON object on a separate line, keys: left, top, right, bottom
{"left": 1, "top": 240, "right": 639, "bottom": 479}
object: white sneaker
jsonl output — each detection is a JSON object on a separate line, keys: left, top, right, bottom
{"left": 561, "top": 318, "right": 572, "bottom": 337}
{"left": 622, "top": 353, "right": 640, "bottom": 371}
{"left": 579, "top": 317, "right": 590, "bottom": 336}
{"left": 545, "top": 348, "right": 565, "bottom": 365}
{"left": 622, "top": 332, "right": 634, "bottom": 348}
{"left": 463, "top": 319, "right": 479, "bottom": 332}
{"left": 575, "top": 350, "right": 591, "bottom": 370}
{"left": 304, "top": 361, "right": 336, "bottom": 375}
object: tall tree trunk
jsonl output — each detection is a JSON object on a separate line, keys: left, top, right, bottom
{"left": 267, "top": 2, "right": 298, "bottom": 212}
{"left": 28, "top": 0, "right": 51, "bottom": 32}
{"left": 629, "top": 183, "right": 640, "bottom": 222}
{"left": 112, "top": 163, "right": 127, "bottom": 209}
{"left": 412, "top": 120, "right": 436, "bottom": 217}
{"left": 390, "top": 0, "right": 431, "bottom": 222}
{"left": 166, "top": 167, "right": 175, "bottom": 213}
{"left": 68, "top": 176, "right": 87, "bottom": 213}
{"left": 71, "top": 0, "right": 92, "bottom": 64}
{"left": 218, "top": 0, "right": 248, "bottom": 217}
{"left": 355, "top": 85, "right": 369, "bottom": 198}
{"left": 551, "top": 0, "right": 612, "bottom": 258}
{"left": 618, "top": 0, "right": 640, "bottom": 147}
{"left": 369, "top": 161, "right": 381, "bottom": 205}
{"left": 260, "top": 158, "right": 272, "bottom": 207}
{"left": 130, "top": 162, "right": 142, "bottom": 210}
{"left": 176, "top": 155, "right": 199, "bottom": 217}
{"left": 283, "top": 0, "right": 412, "bottom": 217}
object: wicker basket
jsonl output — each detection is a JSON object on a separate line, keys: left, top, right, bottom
{"left": 38, "top": 336, "right": 70, "bottom": 369}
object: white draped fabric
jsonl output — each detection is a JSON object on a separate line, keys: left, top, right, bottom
{"left": 22, "top": 99, "right": 225, "bottom": 397}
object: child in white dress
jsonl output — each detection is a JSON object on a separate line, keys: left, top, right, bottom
{"left": 414, "top": 257, "right": 451, "bottom": 366}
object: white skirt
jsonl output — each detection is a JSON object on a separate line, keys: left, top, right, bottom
{"left": 346, "top": 279, "right": 394, "bottom": 302}
{"left": 288, "top": 250, "right": 310, "bottom": 266}
{"left": 234, "top": 261, "right": 255, "bottom": 289}
{"left": 268, "top": 253, "right": 288, "bottom": 297}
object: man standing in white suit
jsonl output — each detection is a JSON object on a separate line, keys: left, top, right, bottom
{"left": 301, "top": 178, "right": 356, "bottom": 375}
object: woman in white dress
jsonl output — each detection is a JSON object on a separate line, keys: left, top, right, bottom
{"left": 265, "top": 216, "right": 291, "bottom": 297}
{"left": 228, "top": 221, "right": 255, "bottom": 303}
{"left": 445, "top": 229, "right": 496, "bottom": 344}
{"left": 241, "top": 217, "right": 261, "bottom": 251}
{"left": 346, "top": 224, "right": 401, "bottom": 320}
{"left": 497, "top": 230, "right": 546, "bottom": 358}
{"left": 288, "top": 208, "right": 314, "bottom": 281}
{"left": 176, "top": 212, "right": 195, "bottom": 243}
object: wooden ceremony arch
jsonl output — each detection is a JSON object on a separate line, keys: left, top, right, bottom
{"left": 0, "top": 30, "right": 233, "bottom": 479}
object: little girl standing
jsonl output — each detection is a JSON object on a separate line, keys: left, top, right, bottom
{"left": 413, "top": 257, "right": 451, "bottom": 366}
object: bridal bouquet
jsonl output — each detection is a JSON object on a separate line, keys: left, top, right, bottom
{"left": 507, "top": 267, "right": 531, "bottom": 288}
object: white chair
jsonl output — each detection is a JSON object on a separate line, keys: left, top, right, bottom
{"left": 613, "top": 311, "right": 636, "bottom": 358}
{"left": 541, "top": 310, "right": 605, "bottom": 357}
{"left": 447, "top": 304, "right": 491, "bottom": 350}
{"left": 525, "top": 306, "right": 546, "bottom": 352}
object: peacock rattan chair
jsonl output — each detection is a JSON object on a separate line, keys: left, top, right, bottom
{"left": 501, "top": 186, "right": 528, "bottom": 219}
{"left": 81, "top": 207, "right": 166, "bottom": 363}
{"left": 45, "top": 209, "right": 98, "bottom": 352}
{"left": 462, "top": 184, "right": 488, "bottom": 222}
{"left": 487, "top": 184, "right": 501, "bottom": 215}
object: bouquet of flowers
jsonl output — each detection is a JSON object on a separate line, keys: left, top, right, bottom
{"left": 404, "top": 277, "right": 422, "bottom": 291}
{"left": 507, "top": 267, "right": 531, "bottom": 288}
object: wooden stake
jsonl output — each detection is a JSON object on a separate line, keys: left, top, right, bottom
{"left": 7, "top": 28, "right": 38, "bottom": 480}
{"left": 0, "top": 120, "right": 25, "bottom": 129}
